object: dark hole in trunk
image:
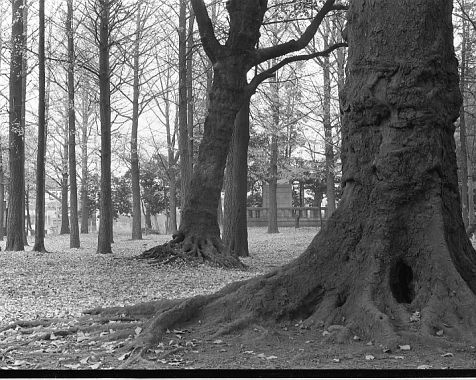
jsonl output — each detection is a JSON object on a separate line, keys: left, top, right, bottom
{"left": 390, "top": 259, "right": 414, "bottom": 304}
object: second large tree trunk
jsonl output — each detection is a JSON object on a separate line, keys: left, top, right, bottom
{"left": 223, "top": 100, "right": 250, "bottom": 257}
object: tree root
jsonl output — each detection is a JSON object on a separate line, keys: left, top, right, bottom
{"left": 138, "top": 233, "right": 247, "bottom": 270}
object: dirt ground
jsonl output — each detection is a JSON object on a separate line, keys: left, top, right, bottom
{"left": 1, "top": 229, "right": 476, "bottom": 372}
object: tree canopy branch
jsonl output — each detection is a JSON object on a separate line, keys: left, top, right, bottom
{"left": 254, "top": 0, "right": 346, "bottom": 65}
{"left": 190, "top": 0, "right": 222, "bottom": 63}
{"left": 247, "top": 42, "right": 347, "bottom": 95}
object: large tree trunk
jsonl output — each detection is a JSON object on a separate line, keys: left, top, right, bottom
{"left": 223, "top": 101, "right": 250, "bottom": 257}
{"left": 6, "top": 0, "right": 25, "bottom": 251}
{"left": 118, "top": 0, "right": 476, "bottom": 356}
{"left": 97, "top": 0, "right": 113, "bottom": 254}
{"left": 130, "top": 3, "right": 142, "bottom": 241}
{"left": 67, "top": 0, "right": 80, "bottom": 248}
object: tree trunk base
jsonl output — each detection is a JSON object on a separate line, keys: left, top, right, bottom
{"left": 139, "top": 233, "right": 246, "bottom": 270}
{"left": 105, "top": 198, "right": 476, "bottom": 366}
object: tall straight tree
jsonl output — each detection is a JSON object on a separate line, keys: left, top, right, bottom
{"left": 32, "top": 0, "right": 47, "bottom": 252}
{"left": 6, "top": 0, "right": 26, "bottom": 251}
{"left": 97, "top": 0, "right": 114, "bottom": 253}
{"left": 102, "top": 0, "right": 476, "bottom": 358}
{"left": 178, "top": 0, "right": 191, "bottom": 210}
{"left": 130, "top": 1, "right": 142, "bottom": 240}
{"left": 67, "top": 0, "right": 80, "bottom": 248}
{"left": 80, "top": 80, "right": 91, "bottom": 234}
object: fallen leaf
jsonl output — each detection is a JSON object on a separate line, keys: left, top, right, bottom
{"left": 353, "top": 335, "right": 360, "bottom": 341}
{"left": 80, "top": 357, "right": 89, "bottom": 364}
{"left": 436, "top": 330, "right": 444, "bottom": 336}
{"left": 134, "top": 327, "right": 142, "bottom": 336}
{"left": 366, "top": 341, "right": 373, "bottom": 346}
{"left": 63, "top": 363, "right": 81, "bottom": 369}
{"left": 12, "top": 360, "right": 27, "bottom": 366}
{"left": 118, "top": 352, "right": 130, "bottom": 361}
{"left": 398, "top": 344, "right": 411, "bottom": 351}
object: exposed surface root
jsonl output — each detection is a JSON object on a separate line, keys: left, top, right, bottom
{"left": 138, "top": 233, "right": 246, "bottom": 270}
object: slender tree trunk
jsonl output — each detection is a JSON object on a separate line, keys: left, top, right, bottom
{"left": 67, "top": 0, "right": 80, "bottom": 248}
{"left": 6, "top": 0, "right": 25, "bottom": 251}
{"left": 0, "top": 10, "right": 4, "bottom": 242}
{"left": 80, "top": 83, "right": 90, "bottom": 234}
{"left": 60, "top": 116, "right": 70, "bottom": 235}
{"left": 186, "top": 9, "right": 195, "bottom": 175}
{"left": 268, "top": 75, "right": 279, "bottom": 234}
{"left": 131, "top": 3, "right": 142, "bottom": 240}
{"left": 323, "top": 33, "right": 336, "bottom": 217}
{"left": 25, "top": 186, "right": 32, "bottom": 236}
{"left": 223, "top": 100, "right": 250, "bottom": 257}
{"left": 178, "top": 0, "right": 191, "bottom": 210}
{"left": 459, "top": 8, "right": 469, "bottom": 227}
{"left": 97, "top": 0, "right": 113, "bottom": 253}
{"left": 0, "top": 137, "right": 4, "bottom": 241}
{"left": 33, "top": 0, "right": 47, "bottom": 251}
{"left": 21, "top": 2, "right": 28, "bottom": 246}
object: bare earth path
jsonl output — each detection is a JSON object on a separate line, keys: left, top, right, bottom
{"left": 0, "top": 228, "right": 475, "bottom": 371}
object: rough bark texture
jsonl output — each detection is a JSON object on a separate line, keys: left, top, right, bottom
{"left": 113, "top": 0, "right": 476, "bottom": 361}
{"left": 6, "top": 0, "right": 25, "bottom": 251}
{"left": 223, "top": 101, "right": 250, "bottom": 257}
{"left": 67, "top": 0, "right": 80, "bottom": 249}
{"left": 130, "top": 3, "right": 142, "bottom": 241}
{"left": 97, "top": 0, "right": 113, "bottom": 254}
{"left": 459, "top": 11, "right": 469, "bottom": 227}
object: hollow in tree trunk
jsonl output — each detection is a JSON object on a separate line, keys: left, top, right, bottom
{"left": 103, "top": 0, "right": 476, "bottom": 360}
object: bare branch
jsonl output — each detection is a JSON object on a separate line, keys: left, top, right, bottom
{"left": 190, "top": 0, "right": 222, "bottom": 63}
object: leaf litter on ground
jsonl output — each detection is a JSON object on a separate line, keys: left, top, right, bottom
{"left": 0, "top": 228, "right": 315, "bottom": 325}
